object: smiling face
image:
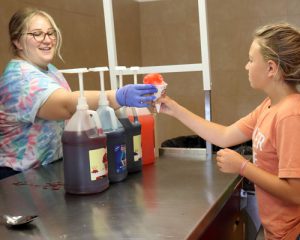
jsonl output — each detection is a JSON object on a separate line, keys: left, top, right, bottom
{"left": 14, "top": 14, "right": 57, "bottom": 69}
{"left": 245, "top": 39, "right": 270, "bottom": 90}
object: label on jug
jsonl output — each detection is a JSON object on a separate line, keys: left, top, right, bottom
{"left": 114, "top": 144, "right": 127, "bottom": 173}
{"left": 133, "top": 134, "right": 142, "bottom": 162}
{"left": 89, "top": 148, "right": 107, "bottom": 181}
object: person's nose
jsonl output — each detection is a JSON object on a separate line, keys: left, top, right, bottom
{"left": 245, "top": 62, "right": 249, "bottom": 70}
{"left": 44, "top": 34, "right": 52, "bottom": 42}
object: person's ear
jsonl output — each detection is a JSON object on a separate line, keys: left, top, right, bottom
{"left": 267, "top": 60, "right": 278, "bottom": 76}
{"left": 13, "top": 40, "right": 23, "bottom": 51}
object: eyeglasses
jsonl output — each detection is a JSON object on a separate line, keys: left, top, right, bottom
{"left": 25, "top": 30, "right": 57, "bottom": 42}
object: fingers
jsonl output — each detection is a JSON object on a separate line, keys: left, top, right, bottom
{"left": 216, "top": 159, "right": 224, "bottom": 172}
{"left": 134, "top": 84, "right": 158, "bottom": 93}
{"left": 140, "top": 95, "right": 156, "bottom": 103}
{"left": 216, "top": 149, "right": 225, "bottom": 169}
{"left": 216, "top": 148, "right": 230, "bottom": 156}
{"left": 216, "top": 148, "right": 243, "bottom": 174}
{"left": 156, "top": 95, "right": 169, "bottom": 105}
{"left": 135, "top": 102, "right": 151, "bottom": 108}
{"left": 139, "top": 89, "right": 158, "bottom": 96}
{"left": 216, "top": 149, "right": 224, "bottom": 158}
{"left": 134, "top": 96, "right": 156, "bottom": 108}
{"left": 216, "top": 159, "right": 222, "bottom": 167}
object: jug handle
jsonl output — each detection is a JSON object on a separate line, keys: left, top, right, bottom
{"left": 131, "top": 107, "right": 139, "bottom": 123}
{"left": 108, "top": 108, "right": 118, "bottom": 130}
{"left": 88, "top": 110, "right": 103, "bottom": 134}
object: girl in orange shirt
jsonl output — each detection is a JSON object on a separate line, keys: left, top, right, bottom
{"left": 159, "top": 23, "right": 300, "bottom": 240}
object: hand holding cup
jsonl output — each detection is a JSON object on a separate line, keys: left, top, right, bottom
{"left": 143, "top": 73, "right": 167, "bottom": 112}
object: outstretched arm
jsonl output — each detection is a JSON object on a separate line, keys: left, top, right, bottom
{"left": 158, "top": 95, "right": 249, "bottom": 148}
{"left": 37, "top": 84, "right": 157, "bottom": 120}
{"left": 37, "top": 89, "right": 99, "bottom": 120}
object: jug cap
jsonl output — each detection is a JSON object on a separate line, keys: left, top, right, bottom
{"left": 99, "top": 91, "right": 109, "bottom": 106}
{"left": 77, "top": 97, "right": 88, "bottom": 110}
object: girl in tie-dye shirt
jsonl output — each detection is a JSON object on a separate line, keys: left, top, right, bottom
{"left": 0, "top": 8, "right": 70, "bottom": 178}
{"left": 0, "top": 8, "right": 158, "bottom": 180}
{"left": 0, "top": 60, "right": 70, "bottom": 171}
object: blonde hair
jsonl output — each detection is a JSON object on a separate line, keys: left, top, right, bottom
{"left": 254, "top": 23, "right": 300, "bottom": 81}
{"left": 9, "top": 7, "right": 63, "bottom": 60}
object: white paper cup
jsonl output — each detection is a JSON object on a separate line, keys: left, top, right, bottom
{"left": 154, "top": 82, "right": 167, "bottom": 112}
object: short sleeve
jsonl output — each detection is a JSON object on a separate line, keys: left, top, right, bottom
{"left": 232, "top": 99, "right": 269, "bottom": 138}
{"left": 233, "top": 112, "right": 256, "bottom": 138}
{"left": 21, "top": 71, "right": 64, "bottom": 122}
{"left": 277, "top": 115, "right": 300, "bottom": 178}
{"left": 1, "top": 61, "right": 70, "bottom": 123}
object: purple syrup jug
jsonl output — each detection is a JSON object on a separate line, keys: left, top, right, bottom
{"left": 62, "top": 98, "right": 109, "bottom": 194}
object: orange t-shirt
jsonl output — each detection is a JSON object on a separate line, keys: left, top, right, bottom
{"left": 234, "top": 94, "right": 300, "bottom": 240}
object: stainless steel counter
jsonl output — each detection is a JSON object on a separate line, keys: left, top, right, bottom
{"left": 0, "top": 156, "right": 241, "bottom": 240}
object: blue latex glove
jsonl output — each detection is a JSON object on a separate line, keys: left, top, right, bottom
{"left": 116, "top": 84, "right": 158, "bottom": 107}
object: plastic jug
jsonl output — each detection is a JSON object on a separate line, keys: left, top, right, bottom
{"left": 116, "top": 107, "right": 142, "bottom": 173}
{"left": 128, "top": 67, "right": 155, "bottom": 165}
{"left": 115, "top": 67, "right": 142, "bottom": 173}
{"left": 61, "top": 68, "right": 109, "bottom": 194}
{"left": 129, "top": 108, "right": 155, "bottom": 165}
{"left": 90, "top": 67, "right": 127, "bottom": 183}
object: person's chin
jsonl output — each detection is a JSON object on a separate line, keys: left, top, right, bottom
{"left": 249, "top": 83, "right": 259, "bottom": 89}
{"left": 40, "top": 50, "right": 54, "bottom": 59}
{"left": 41, "top": 55, "right": 54, "bottom": 64}
{"left": 248, "top": 80, "right": 254, "bottom": 87}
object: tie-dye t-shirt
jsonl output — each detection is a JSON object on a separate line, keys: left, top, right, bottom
{"left": 0, "top": 59, "right": 71, "bottom": 171}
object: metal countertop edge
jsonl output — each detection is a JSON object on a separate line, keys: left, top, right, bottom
{"left": 186, "top": 175, "right": 243, "bottom": 239}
